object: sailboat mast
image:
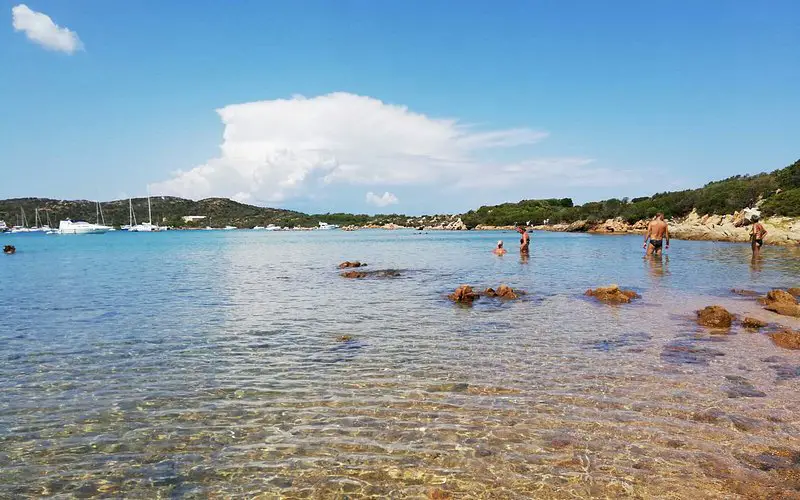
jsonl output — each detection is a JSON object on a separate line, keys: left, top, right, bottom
{"left": 99, "top": 203, "right": 106, "bottom": 225}
{"left": 34, "top": 208, "right": 40, "bottom": 228}
{"left": 148, "top": 196, "right": 152, "bottom": 225}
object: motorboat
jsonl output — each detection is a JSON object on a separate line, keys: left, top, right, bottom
{"left": 58, "top": 219, "right": 111, "bottom": 234}
{"left": 0, "top": 220, "right": 7, "bottom": 232}
{"left": 317, "top": 222, "right": 339, "bottom": 230}
{"left": 223, "top": 225, "right": 237, "bottom": 230}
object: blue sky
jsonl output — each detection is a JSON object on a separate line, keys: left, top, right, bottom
{"left": 2, "top": 0, "right": 798, "bottom": 214}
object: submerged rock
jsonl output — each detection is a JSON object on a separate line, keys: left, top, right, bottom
{"left": 338, "top": 261, "right": 367, "bottom": 269}
{"left": 449, "top": 285, "right": 479, "bottom": 304}
{"left": 340, "top": 270, "right": 368, "bottom": 279}
{"left": 340, "top": 269, "right": 401, "bottom": 279}
{"left": 585, "top": 284, "right": 640, "bottom": 304}
{"left": 337, "top": 335, "right": 353, "bottom": 342}
{"left": 768, "top": 330, "right": 800, "bottom": 350}
{"left": 741, "top": 317, "right": 768, "bottom": 329}
{"left": 3, "top": 245, "right": 15, "bottom": 255}
{"left": 731, "top": 288, "right": 760, "bottom": 297}
{"left": 764, "top": 289, "right": 800, "bottom": 317}
{"left": 696, "top": 306, "right": 734, "bottom": 329}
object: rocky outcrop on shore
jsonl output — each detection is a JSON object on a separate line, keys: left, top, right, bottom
{"left": 533, "top": 209, "right": 800, "bottom": 246}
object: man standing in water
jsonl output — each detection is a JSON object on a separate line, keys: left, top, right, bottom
{"left": 517, "top": 226, "right": 530, "bottom": 254}
{"left": 750, "top": 216, "right": 767, "bottom": 256}
{"left": 644, "top": 213, "right": 670, "bottom": 256}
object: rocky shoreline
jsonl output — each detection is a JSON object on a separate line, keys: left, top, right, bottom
{"left": 339, "top": 210, "right": 800, "bottom": 246}
{"left": 530, "top": 209, "right": 800, "bottom": 246}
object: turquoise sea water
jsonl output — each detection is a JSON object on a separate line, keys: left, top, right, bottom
{"left": 1, "top": 230, "right": 799, "bottom": 497}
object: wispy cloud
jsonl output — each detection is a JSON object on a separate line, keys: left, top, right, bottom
{"left": 12, "top": 4, "right": 83, "bottom": 54}
{"left": 366, "top": 191, "right": 399, "bottom": 207}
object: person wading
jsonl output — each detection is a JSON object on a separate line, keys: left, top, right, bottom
{"left": 750, "top": 216, "right": 767, "bottom": 256}
{"left": 517, "top": 226, "right": 530, "bottom": 254}
{"left": 644, "top": 213, "right": 670, "bottom": 256}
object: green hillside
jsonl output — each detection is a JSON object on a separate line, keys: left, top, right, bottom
{"left": 2, "top": 159, "right": 798, "bottom": 229}
{"left": 0, "top": 196, "right": 431, "bottom": 229}
{"left": 461, "top": 159, "right": 800, "bottom": 228}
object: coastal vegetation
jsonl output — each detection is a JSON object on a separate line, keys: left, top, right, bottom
{"left": 462, "top": 159, "right": 800, "bottom": 227}
{"left": 1, "top": 159, "right": 798, "bottom": 229}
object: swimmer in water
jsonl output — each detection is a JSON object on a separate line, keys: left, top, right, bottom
{"left": 493, "top": 240, "right": 507, "bottom": 255}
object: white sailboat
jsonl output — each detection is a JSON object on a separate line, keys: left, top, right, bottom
{"left": 10, "top": 208, "right": 32, "bottom": 233}
{"left": 26, "top": 208, "right": 53, "bottom": 233}
{"left": 128, "top": 196, "right": 162, "bottom": 232}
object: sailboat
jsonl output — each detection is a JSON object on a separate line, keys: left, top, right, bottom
{"left": 121, "top": 198, "right": 136, "bottom": 231}
{"left": 10, "top": 208, "right": 32, "bottom": 233}
{"left": 26, "top": 208, "right": 53, "bottom": 233}
{"left": 128, "top": 196, "right": 162, "bottom": 232}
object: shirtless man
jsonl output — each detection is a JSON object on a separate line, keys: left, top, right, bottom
{"left": 750, "top": 216, "right": 767, "bottom": 256}
{"left": 644, "top": 213, "right": 669, "bottom": 256}
{"left": 493, "top": 240, "right": 507, "bottom": 256}
{"left": 517, "top": 226, "right": 530, "bottom": 254}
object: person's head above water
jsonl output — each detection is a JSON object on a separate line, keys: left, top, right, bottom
{"left": 516, "top": 226, "right": 526, "bottom": 234}
{"left": 497, "top": 240, "right": 504, "bottom": 248}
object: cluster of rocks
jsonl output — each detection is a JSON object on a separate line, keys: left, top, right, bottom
{"left": 695, "top": 288, "right": 800, "bottom": 349}
{"left": 3, "top": 245, "right": 15, "bottom": 255}
{"left": 448, "top": 284, "right": 523, "bottom": 304}
{"left": 584, "top": 285, "right": 640, "bottom": 304}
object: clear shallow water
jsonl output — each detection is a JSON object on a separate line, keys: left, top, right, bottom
{"left": 1, "top": 230, "right": 799, "bottom": 498}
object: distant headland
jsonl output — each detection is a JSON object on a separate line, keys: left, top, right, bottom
{"left": 1, "top": 159, "right": 798, "bottom": 243}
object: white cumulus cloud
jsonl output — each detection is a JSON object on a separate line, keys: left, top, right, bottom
{"left": 150, "top": 92, "right": 636, "bottom": 208}
{"left": 366, "top": 191, "right": 399, "bottom": 207}
{"left": 12, "top": 4, "right": 83, "bottom": 54}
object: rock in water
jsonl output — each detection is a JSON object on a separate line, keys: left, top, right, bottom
{"left": 495, "top": 285, "right": 519, "bottom": 299}
{"left": 585, "top": 285, "right": 640, "bottom": 304}
{"left": 768, "top": 330, "right": 800, "bottom": 350}
{"left": 696, "top": 306, "right": 734, "bottom": 328}
{"left": 340, "top": 271, "right": 368, "bottom": 279}
{"left": 787, "top": 288, "right": 800, "bottom": 298}
{"left": 449, "top": 285, "right": 479, "bottom": 304}
{"left": 338, "top": 261, "right": 366, "bottom": 269}
{"left": 340, "top": 269, "right": 400, "bottom": 279}
{"left": 764, "top": 289, "right": 800, "bottom": 317}
{"left": 731, "top": 288, "right": 760, "bottom": 297}
{"left": 741, "top": 317, "right": 768, "bottom": 329}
